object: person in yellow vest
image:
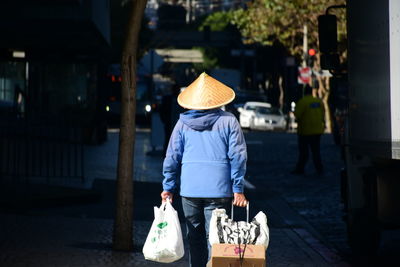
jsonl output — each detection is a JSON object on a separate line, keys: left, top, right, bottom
{"left": 291, "top": 84, "right": 325, "bottom": 175}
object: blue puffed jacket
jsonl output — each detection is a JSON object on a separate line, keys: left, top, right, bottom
{"left": 162, "top": 108, "right": 247, "bottom": 198}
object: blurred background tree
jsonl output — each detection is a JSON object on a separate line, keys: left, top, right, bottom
{"left": 199, "top": 11, "right": 234, "bottom": 32}
{"left": 195, "top": 11, "right": 242, "bottom": 72}
{"left": 230, "top": 0, "right": 347, "bottom": 131}
{"left": 231, "top": 0, "right": 346, "bottom": 61}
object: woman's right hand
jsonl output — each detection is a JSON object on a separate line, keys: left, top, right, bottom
{"left": 233, "top": 193, "right": 248, "bottom": 207}
{"left": 161, "top": 191, "right": 174, "bottom": 203}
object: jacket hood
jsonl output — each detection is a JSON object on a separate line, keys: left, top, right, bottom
{"left": 180, "top": 109, "right": 222, "bottom": 131}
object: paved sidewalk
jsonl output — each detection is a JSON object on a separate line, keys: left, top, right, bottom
{"left": 0, "top": 129, "right": 348, "bottom": 266}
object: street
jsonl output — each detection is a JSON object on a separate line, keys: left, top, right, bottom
{"left": 244, "top": 130, "right": 348, "bottom": 253}
{"left": 0, "top": 128, "right": 399, "bottom": 266}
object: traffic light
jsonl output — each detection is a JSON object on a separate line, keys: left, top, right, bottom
{"left": 318, "top": 14, "right": 340, "bottom": 70}
{"left": 318, "top": 15, "right": 338, "bottom": 54}
{"left": 307, "top": 48, "right": 316, "bottom": 67}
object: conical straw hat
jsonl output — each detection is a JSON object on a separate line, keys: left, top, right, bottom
{"left": 177, "top": 72, "right": 235, "bottom": 110}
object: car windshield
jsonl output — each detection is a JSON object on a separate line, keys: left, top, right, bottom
{"left": 255, "top": 107, "right": 281, "bottom": 115}
{"left": 245, "top": 105, "right": 257, "bottom": 111}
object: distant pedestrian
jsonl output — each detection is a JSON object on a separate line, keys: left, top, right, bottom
{"left": 291, "top": 84, "right": 325, "bottom": 175}
{"left": 14, "top": 84, "right": 25, "bottom": 117}
{"left": 160, "top": 73, "right": 248, "bottom": 267}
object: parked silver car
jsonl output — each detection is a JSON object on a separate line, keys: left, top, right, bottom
{"left": 238, "top": 101, "right": 287, "bottom": 131}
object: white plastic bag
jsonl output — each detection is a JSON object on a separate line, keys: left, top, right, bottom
{"left": 209, "top": 204, "right": 269, "bottom": 249}
{"left": 142, "top": 199, "right": 185, "bottom": 263}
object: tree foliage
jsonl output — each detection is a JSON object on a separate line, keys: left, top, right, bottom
{"left": 199, "top": 11, "right": 234, "bottom": 32}
{"left": 196, "top": 11, "right": 243, "bottom": 70}
{"left": 231, "top": 0, "right": 346, "bottom": 59}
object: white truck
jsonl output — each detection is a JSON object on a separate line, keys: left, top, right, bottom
{"left": 320, "top": 0, "right": 400, "bottom": 254}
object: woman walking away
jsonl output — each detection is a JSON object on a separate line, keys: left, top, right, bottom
{"left": 160, "top": 73, "right": 248, "bottom": 267}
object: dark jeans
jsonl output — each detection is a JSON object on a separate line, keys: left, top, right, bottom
{"left": 295, "top": 134, "right": 323, "bottom": 172}
{"left": 181, "top": 197, "right": 232, "bottom": 267}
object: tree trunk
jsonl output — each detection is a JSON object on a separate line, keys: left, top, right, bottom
{"left": 113, "top": 0, "right": 148, "bottom": 251}
{"left": 317, "top": 75, "right": 332, "bottom": 133}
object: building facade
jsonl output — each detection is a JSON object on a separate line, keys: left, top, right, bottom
{"left": 0, "top": 0, "right": 111, "bottom": 184}
{"left": 0, "top": 0, "right": 110, "bottom": 143}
